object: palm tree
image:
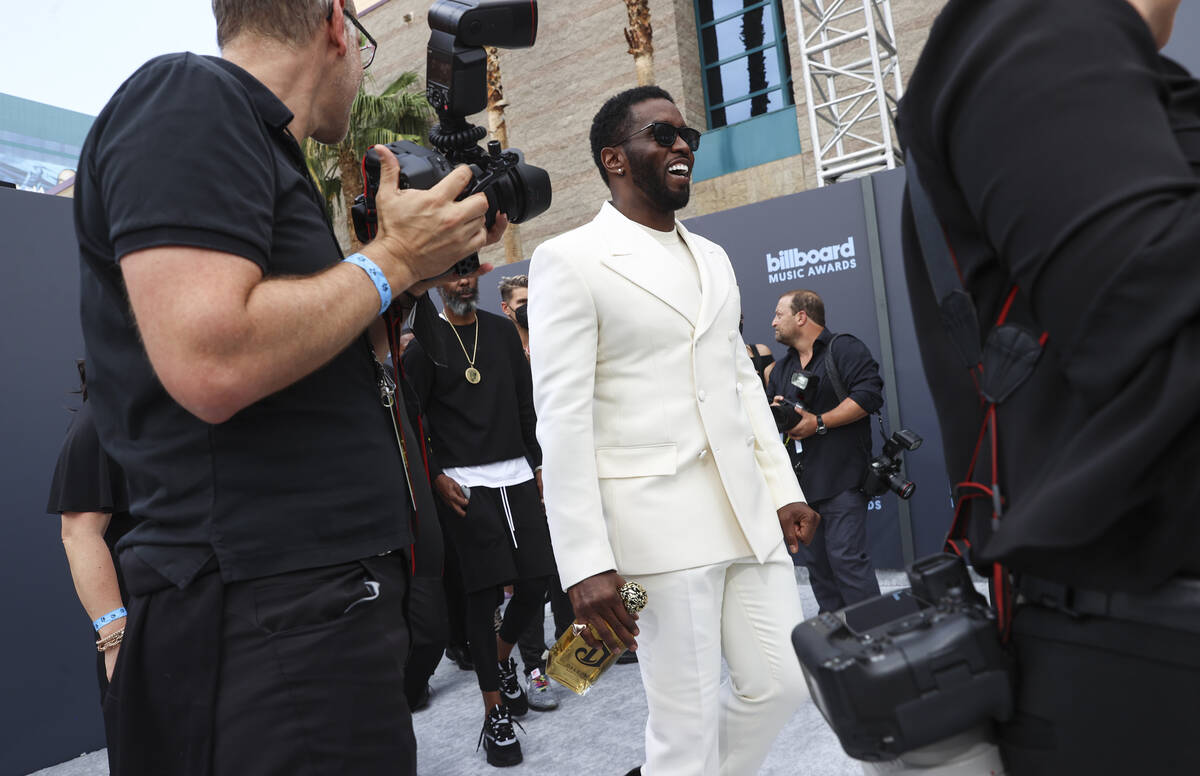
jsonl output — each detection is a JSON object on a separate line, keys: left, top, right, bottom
{"left": 486, "top": 46, "right": 523, "bottom": 265}
{"left": 304, "top": 72, "right": 432, "bottom": 251}
{"left": 624, "top": 0, "right": 654, "bottom": 86}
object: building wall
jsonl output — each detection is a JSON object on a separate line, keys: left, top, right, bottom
{"left": 360, "top": 0, "right": 945, "bottom": 263}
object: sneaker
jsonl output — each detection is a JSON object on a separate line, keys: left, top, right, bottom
{"left": 526, "top": 667, "right": 559, "bottom": 711}
{"left": 478, "top": 704, "right": 523, "bottom": 767}
{"left": 497, "top": 657, "right": 529, "bottom": 716}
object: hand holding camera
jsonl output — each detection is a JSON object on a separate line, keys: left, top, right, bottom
{"left": 361, "top": 148, "right": 502, "bottom": 293}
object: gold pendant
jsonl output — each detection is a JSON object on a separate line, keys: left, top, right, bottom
{"left": 465, "top": 367, "right": 481, "bottom": 384}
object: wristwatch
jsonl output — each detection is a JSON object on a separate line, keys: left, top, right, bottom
{"left": 815, "top": 415, "right": 827, "bottom": 435}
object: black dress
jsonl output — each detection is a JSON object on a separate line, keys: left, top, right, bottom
{"left": 46, "top": 402, "right": 135, "bottom": 698}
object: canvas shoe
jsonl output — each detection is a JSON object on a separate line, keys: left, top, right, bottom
{"left": 497, "top": 656, "right": 529, "bottom": 716}
{"left": 477, "top": 704, "right": 523, "bottom": 767}
{"left": 525, "top": 667, "right": 559, "bottom": 711}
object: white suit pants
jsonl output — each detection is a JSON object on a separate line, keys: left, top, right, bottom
{"left": 627, "top": 544, "right": 809, "bottom": 776}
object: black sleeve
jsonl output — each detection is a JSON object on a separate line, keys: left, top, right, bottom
{"left": 96, "top": 55, "right": 275, "bottom": 270}
{"left": 508, "top": 326, "right": 542, "bottom": 468}
{"left": 765, "top": 352, "right": 786, "bottom": 397}
{"left": 837, "top": 337, "right": 883, "bottom": 415}
{"left": 909, "top": 0, "right": 1200, "bottom": 408}
{"left": 401, "top": 341, "right": 442, "bottom": 478}
{"left": 46, "top": 404, "right": 128, "bottom": 515}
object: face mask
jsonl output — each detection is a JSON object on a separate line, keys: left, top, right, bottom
{"left": 514, "top": 302, "right": 529, "bottom": 330}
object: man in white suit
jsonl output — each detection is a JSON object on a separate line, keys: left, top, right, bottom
{"left": 528, "top": 86, "right": 820, "bottom": 776}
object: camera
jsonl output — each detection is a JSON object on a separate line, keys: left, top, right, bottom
{"left": 792, "top": 553, "right": 1013, "bottom": 761}
{"left": 772, "top": 369, "right": 820, "bottom": 433}
{"left": 862, "top": 428, "right": 921, "bottom": 499}
{"left": 351, "top": 0, "right": 552, "bottom": 277}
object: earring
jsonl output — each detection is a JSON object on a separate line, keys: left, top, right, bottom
{"left": 617, "top": 168, "right": 624, "bottom": 175}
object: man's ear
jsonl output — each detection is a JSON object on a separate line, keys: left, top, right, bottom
{"left": 326, "top": 0, "right": 350, "bottom": 55}
{"left": 600, "top": 147, "right": 625, "bottom": 179}
{"left": 500, "top": 302, "right": 512, "bottom": 315}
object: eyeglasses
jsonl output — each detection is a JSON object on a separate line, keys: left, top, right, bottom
{"left": 327, "top": 4, "right": 378, "bottom": 70}
{"left": 616, "top": 122, "right": 702, "bottom": 152}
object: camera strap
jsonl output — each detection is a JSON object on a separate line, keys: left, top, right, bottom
{"left": 905, "top": 157, "right": 1049, "bottom": 639}
{"left": 823, "top": 332, "right": 885, "bottom": 454}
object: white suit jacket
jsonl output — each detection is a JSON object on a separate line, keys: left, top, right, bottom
{"left": 528, "top": 202, "right": 805, "bottom": 590}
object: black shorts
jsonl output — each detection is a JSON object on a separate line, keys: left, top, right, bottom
{"left": 441, "top": 478, "right": 556, "bottom": 592}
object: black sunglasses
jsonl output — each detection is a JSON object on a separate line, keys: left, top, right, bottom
{"left": 617, "top": 122, "right": 701, "bottom": 152}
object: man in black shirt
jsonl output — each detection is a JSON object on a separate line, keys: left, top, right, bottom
{"left": 766, "top": 289, "right": 884, "bottom": 613}
{"left": 898, "top": 0, "right": 1200, "bottom": 772}
{"left": 74, "top": 1, "right": 503, "bottom": 774}
{"left": 402, "top": 274, "right": 556, "bottom": 767}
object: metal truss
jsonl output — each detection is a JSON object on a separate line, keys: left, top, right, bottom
{"left": 793, "top": 0, "right": 904, "bottom": 186}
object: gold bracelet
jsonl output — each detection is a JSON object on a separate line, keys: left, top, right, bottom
{"left": 96, "top": 627, "right": 125, "bottom": 652}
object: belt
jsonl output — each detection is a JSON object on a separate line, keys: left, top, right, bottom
{"left": 1017, "top": 575, "right": 1200, "bottom": 636}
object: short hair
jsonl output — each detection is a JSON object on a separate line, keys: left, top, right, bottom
{"left": 782, "top": 289, "right": 826, "bottom": 327}
{"left": 589, "top": 86, "right": 674, "bottom": 186}
{"left": 497, "top": 274, "right": 529, "bottom": 304}
{"left": 212, "top": 0, "right": 349, "bottom": 49}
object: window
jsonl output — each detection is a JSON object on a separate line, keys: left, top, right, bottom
{"left": 695, "top": 0, "right": 794, "bottom": 129}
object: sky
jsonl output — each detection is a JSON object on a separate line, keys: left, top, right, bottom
{"left": 1, "top": 1, "right": 220, "bottom": 117}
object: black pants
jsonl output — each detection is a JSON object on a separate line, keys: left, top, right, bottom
{"left": 803, "top": 488, "right": 881, "bottom": 612}
{"left": 1000, "top": 602, "right": 1200, "bottom": 774}
{"left": 466, "top": 576, "right": 547, "bottom": 692}
{"left": 516, "top": 572, "right": 575, "bottom": 675}
{"left": 105, "top": 552, "right": 415, "bottom": 776}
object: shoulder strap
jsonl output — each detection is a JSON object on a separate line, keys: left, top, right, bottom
{"left": 823, "top": 333, "right": 850, "bottom": 404}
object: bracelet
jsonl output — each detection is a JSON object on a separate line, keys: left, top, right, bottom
{"left": 93, "top": 606, "right": 127, "bottom": 632}
{"left": 343, "top": 253, "right": 392, "bottom": 316}
{"left": 96, "top": 627, "right": 125, "bottom": 652}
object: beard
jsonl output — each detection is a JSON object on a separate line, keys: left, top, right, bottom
{"left": 629, "top": 151, "right": 690, "bottom": 211}
{"left": 444, "top": 293, "right": 478, "bottom": 317}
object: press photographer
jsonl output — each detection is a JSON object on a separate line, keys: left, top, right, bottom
{"left": 891, "top": 0, "right": 1200, "bottom": 773}
{"left": 72, "top": 1, "right": 506, "bottom": 773}
{"left": 767, "top": 289, "right": 886, "bottom": 614}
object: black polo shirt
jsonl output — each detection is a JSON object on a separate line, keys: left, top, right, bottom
{"left": 766, "top": 328, "right": 883, "bottom": 502}
{"left": 75, "top": 53, "right": 412, "bottom": 588}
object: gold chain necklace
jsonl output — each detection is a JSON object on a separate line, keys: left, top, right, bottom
{"left": 446, "top": 317, "right": 481, "bottom": 384}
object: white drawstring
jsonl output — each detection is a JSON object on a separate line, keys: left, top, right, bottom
{"left": 499, "top": 486, "right": 519, "bottom": 549}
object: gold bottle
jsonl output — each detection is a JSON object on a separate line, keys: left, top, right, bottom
{"left": 546, "top": 581, "right": 648, "bottom": 695}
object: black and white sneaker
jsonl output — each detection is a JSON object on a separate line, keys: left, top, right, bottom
{"left": 478, "top": 704, "right": 523, "bottom": 767}
{"left": 497, "top": 657, "right": 529, "bottom": 716}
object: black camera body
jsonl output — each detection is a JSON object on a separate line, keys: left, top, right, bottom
{"left": 862, "top": 428, "right": 921, "bottom": 499}
{"left": 792, "top": 553, "right": 1013, "bottom": 761}
{"left": 350, "top": 0, "right": 551, "bottom": 277}
{"left": 772, "top": 369, "right": 820, "bottom": 433}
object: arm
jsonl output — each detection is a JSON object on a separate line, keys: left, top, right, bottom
{"left": 120, "top": 159, "right": 496, "bottom": 424}
{"left": 735, "top": 325, "right": 806, "bottom": 510}
{"left": 509, "top": 326, "right": 542, "bottom": 469}
{"left": 402, "top": 337, "right": 468, "bottom": 517}
{"left": 788, "top": 337, "right": 882, "bottom": 439}
{"left": 528, "top": 243, "right": 637, "bottom": 651}
{"left": 60, "top": 512, "right": 123, "bottom": 679}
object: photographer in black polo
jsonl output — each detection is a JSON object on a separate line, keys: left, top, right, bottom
{"left": 74, "top": 1, "right": 504, "bottom": 774}
{"left": 767, "top": 289, "right": 884, "bottom": 613}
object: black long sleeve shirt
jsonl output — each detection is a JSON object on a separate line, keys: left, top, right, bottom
{"left": 766, "top": 328, "right": 884, "bottom": 502}
{"left": 898, "top": 0, "right": 1200, "bottom": 591}
{"left": 402, "top": 310, "right": 542, "bottom": 475}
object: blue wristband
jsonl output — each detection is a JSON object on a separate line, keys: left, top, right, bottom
{"left": 94, "top": 607, "right": 127, "bottom": 632}
{"left": 343, "top": 252, "right": 392, "bottom": 316}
